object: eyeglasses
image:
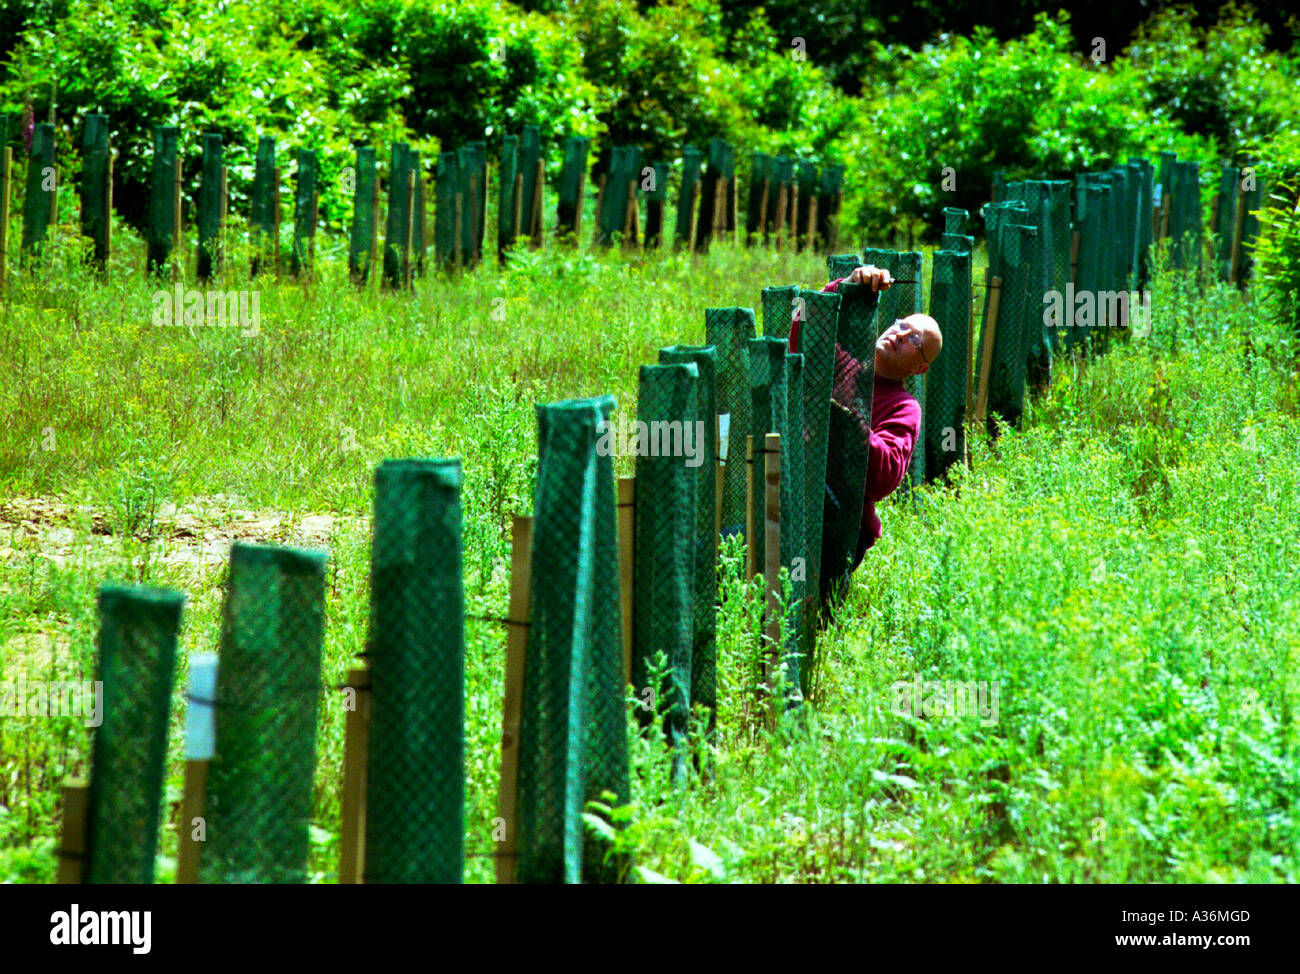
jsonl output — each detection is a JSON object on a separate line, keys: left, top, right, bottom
{"left": 891, "top": 320, "right": 931, "bottom": 365}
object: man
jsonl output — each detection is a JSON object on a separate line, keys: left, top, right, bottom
{"left": 789, "top": 265, "right": 943, "bottom": 612}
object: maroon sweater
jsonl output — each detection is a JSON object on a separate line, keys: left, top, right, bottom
{"left": 789, "top": 278, "right": 921, "bottom": 552}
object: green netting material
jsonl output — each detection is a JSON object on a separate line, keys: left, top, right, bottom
{"left": 197, "top": 133, "right": 223, "bottom": 281}
{"left": 517, "top": 397, "right": 629, "bottom": 884}
{"left": 827, "top": 254, "right": 859, "bottom": 281}
{"left": 1129, "top": 157, "right": 1155, "bottom": 289}
{"left": 944, "top": 207, "right": 969, "bottom": 234}
{"left": 202, "top": 543, "right": 327, "bottom": 884}
{"left": 251, "top": 137, "right": 276, "bottom": 274}
{"left": 706, "top": 306, "right": 757, "bottom": 541}
{"left": 693, "top": 138, "right": 726, "bottom": 251}
{"left": 498, "top": 134, "right": 519, "bottom": 257}
{"left": 658, "top": 346, "right": 719, "bottom": 737}
{"left": 819, "top": 284, "right": 879, "bottom": 611}
{"left": 632, "top": 366, "right": 699, "bottom": 782}
{"left": 80, "top": 114, "right": 110, "bottom": 268}
{"left": 146, "top": 125, "right": 178, "bottom": 274}
{"left": 762, "top": 284, "right": 799, "bottom": 341}
{"left": 364, "top": 459, "right": 465, "bottom": 884}
{"left": 348, "top": 146, "right": 378, "bottom": 283}
{"left": 1237, "top": 164, "right": 1263, "bottom": 284}
{"left": 816, "top": 165, "right": 844, "bottom": 247}
{"left": 1070, "top": 182, "right": 1105, "bottom": 350}
{"left": 1003, "top": 181, "right": 1055, "bottom": 385}
{"left": 517, "top": 126, "right": 541, "bottom": 239}
{"left": 940, "top": 233, "right": 974, "bottom": 254}
{"left": 557, "top": 135, "right": 589, "bottom": 238}
{"left": 861, "top": 248, "right": 925, "bottom": 486}
{"left": 84, "top": 585, "right": 185, "bottom": 884}
{"left": 386, "top": 142, "right": 413, "bottom": 281}
{"left": 290, "top": 149, "right": 318, "bottom": 278}
{"left": 597, "top": 145, "right": 642, "bottom": 246}
{"left": 1213, "top": 163, "right": 1238, "bottom": 282}
{"left": 676, "top": 145, "right": 703, "bottom": 246}
{"left": 21, "top": 122, "right": 54, "bottom": 260}
{"left": 793, "top": 288, "right": 840, "bottom": 677}
{"left": 924, "top": 250, "right": 971, "bottom": 483}
{"left": 976, "top": 203, "right": 1032, "bottom": 422}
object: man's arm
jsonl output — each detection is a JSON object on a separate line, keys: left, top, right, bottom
{"left": 866, "top": 398, "right": 921, "bottom": 503}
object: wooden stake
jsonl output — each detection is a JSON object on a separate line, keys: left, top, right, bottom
{"left": 745, "top": 435, "right": 756, "bottom": 579}
{"left": 530, "top": 158, "right": 544, "bottom": 248}
{"left": 468, "top": 171, "right": 480, "bottom": 266}
{"left": 715, "top": 413, "right": 723, "bottom": 544}
{"left": 1, "top": 147, "right": 11, "bottom": 297}
{"left": 56, "top": 780, "right": 89, "bottom": 884}
{"left": 774, "top": 185, "right": 787, "bottom": 252}
{"left": 175, "top": 759, "right": 208, "bottom": 884}
{"left": 453, "top": 192, "right": 463, "bottom": 270}
{"left": 593, "top": 173, "right": 606, "bottom": 247}
{"left": 272, "top": 166, "right": 281, "bottom": 277}
{"left": 338, "top": 665, "right": 371, "bottom": 884}
{"left": 310, "top": 189, "right": 319, "bottom": 276}
{"left": 496, "top": 514, "right": 533, "bottom": 884}
{"left": 763, "top": 432, "right": 782, "bottom": 707}
{"left": 788, "top": 184, "right": 799, "bottom": 247}
{"left": 1160, "top": 195, "right": 1171, "bottom": 239}
{"left": 574, "top": 165, "right": 586, "bottom": 241}
{"left": 974, "top": 274, "right": 1002, "bottom": 424}
{"left": 688, "top": 180, "right": 701, "bottom": 252}
{"left": 624, "top": 177, "right": 637, "bottom": 250}
{"left": 806, "top": 196, "right": 818, "bottom": 253}
{"left": 617, "top": 478, "right": 635, "bottom": 684}
{"left": 830, "top": 189, "right": 843, "bottom": 252}
{"left": 405, "top": 170, "right": 416, "bottom": 284}
{"left": 173, "top": 151, "right": 182, "bottom": 281}
{"left": 757, "top": 177, "right": 769, "bottom": 246}
{"left": 104, "top": 149, "right": 114, "bottom": 267}
{"left": 1070, "top": 230, "right": 1080, "bottom": 284}
{"left": 371, "top": 173, "right": 381, "bottom": 289}
{"left": 513, "top": 170, "right": 523, "bottom": 241}
{"left": 1229, "top": 182, "right": 1246, "bottom": 285}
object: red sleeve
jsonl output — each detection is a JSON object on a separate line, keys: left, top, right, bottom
{"left": 790, "top": 277, "right": 846, "bottom": 354}
{"left": 866, "top": 395, "right": 921, "bottom": 502}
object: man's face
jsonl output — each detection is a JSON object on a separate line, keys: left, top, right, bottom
{"left": 875, "top": 314, "right": 942, "bottom": 379}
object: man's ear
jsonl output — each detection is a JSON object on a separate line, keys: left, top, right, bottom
{"left": 914, "top": 362, "right": 930, "bottom": 375}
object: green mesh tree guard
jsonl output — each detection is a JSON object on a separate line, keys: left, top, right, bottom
{"left": 1004, "top": 181, "right": 1056, "bottom": 380}
{"left": 693, "top": 138, "right": 726, "bottom": 252}
{"left": 705, "top": 307, "right": 757, "bottom": 541}
{"left": 816, "top": 165, "right": 844, "bottom": 249}
{"left": 251, "top": 136, "right": 276, "bottom": 274}
{"left": 676, "top": 145, "right": 702, "bottom": 246}
{"left": 1213, "top": 163, "right": 1238, "bottom": 282}
{"left": 84, "top": 585, "right": 185, "bottom": 884}
{"left": 365, "top": 459, "right": 465, "bottom": 884}
{"left": 658, "top": 346, "right": 718, "bottom": 737}
{"left": 632, "top": 366, "right": 699, "bottom": 783}
{"left": 411, "top": 149, "right": 427, "bottom": 278}
{"left": 644, "top": 159, "right": 668, "bottom": 248}
{"left": 80, "top": 113, "right": 110, "bottom": 268}
{"left": 146, "top": 125, "right": 179, "bottom": 275}
{"left": 386, "top": 142, "right": 413, "bottom": 283}
{"left": 1170, "top": 160, "right": 1202, "bottom": 272}
{"left": 762, "top": 284, "right": 799, "bottom": 341}
{"left": 827, "top": 254, "right": 859, "bottom": 281}
{"left": 1069, "top": 182, "right": 1105, "bottom": 351}
{"left": 348, "top": 146, "right": 377, "bottom": 283}
{"left": 466, "top": 141, "right": 486, "bottom": 258}
{"left": 596, "top": 145, "right": 638, "bottom": 246}
{"left": 21, "top": 122, "right": 55, "bottom": 261}
{"left": 795, "top": 160, "right": 818, "bottom": 250}
{"left": 944, "top": 207, "right": 969, "bottom": 234}
{"left": 941, "top": 233, "right": 974, "bottom": 254}
{"left": 197, "top": 133, "right": 223, "bottom": 282}
{"left": 976, "top": 207, "right": 1034, "bottom": 426}
{"left": 747, "top": 338, "right": 786, "bottom": 583}
{"left": 862, "top": 248, "right": 925, "bottom": 486}
{"left": 819, "top": 284, "right": 879, "bottom": 611}
{"left": 793, "top": 288, "right": 840, "bottom": 676}
{"left": 290, "top": 148, "right": 318, "bottom": 278}
{"left": 1128, "top": 157, "right": 1155, "bottom": 289}
{"left": 557, "top": 135, "right": 589, "bottom": 238}
{"left": 1237, "top": 163, "right": 1263, "bottom": 285}
{"left": 991, "top": 169, "right": 1007, "bottom": 204}
{"left": 1045, "top": 180, "right": 1074, "bottom": 349}
{"left": 723, "top": 142, "right": 737, "bottom": 235}
{"left": 457, "top": 144, "right": 481, "bottom": 266}
{"left": 519, "top": 125, "right": 541, "bottom": 239}
{"left": 202, "top": 543, "right": 327, "bottom": 884}
{"left": 924, "top": 250, "right": 971, "bottom": 483}
{"left": 498, "top": 134, "right": 519, "bottom": 259}
{"left": 435, "top": 150, "right": 456, "bottom": 269}
{"left": 518, "top": 397, "right": 629, "bottom": 883}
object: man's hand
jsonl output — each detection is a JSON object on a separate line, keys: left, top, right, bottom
{"left": 846, "top": 265, "right": 892, "bottom": 291}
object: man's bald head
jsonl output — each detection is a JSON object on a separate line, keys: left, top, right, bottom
{"left": 875, "top": 313, "right": 942, "bottom": 380}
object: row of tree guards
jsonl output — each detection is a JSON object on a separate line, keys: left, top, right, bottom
{"left": 0, "top": 116, "right": 847, "bottom": 293}
{"left": 50, "top": 146, "right": 1258, "bottom": 883}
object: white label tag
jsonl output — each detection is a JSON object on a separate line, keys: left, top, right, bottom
{"left": 717, "top": 413, "right": 731, "bottom": 464}
{"left": 185, "top": 653, "right": 219, "bottom": 760}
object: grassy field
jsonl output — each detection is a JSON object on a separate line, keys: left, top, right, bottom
{"left": 1, "top": 231, "right": 1297, "bottom": 883}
